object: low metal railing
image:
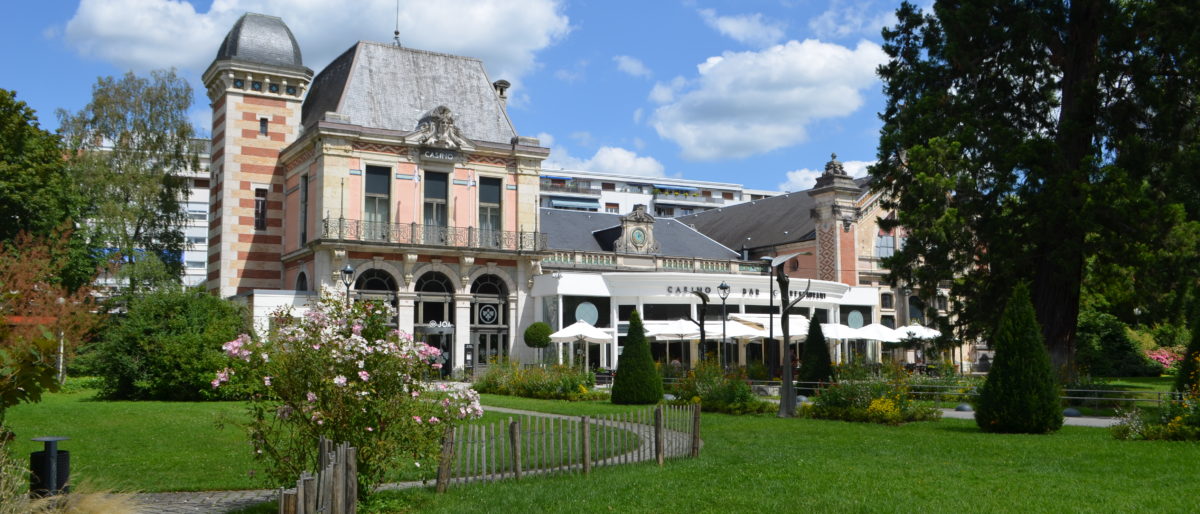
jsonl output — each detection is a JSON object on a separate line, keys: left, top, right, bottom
{"left": 322, "top": 217, "right": 547, "bottom": 251}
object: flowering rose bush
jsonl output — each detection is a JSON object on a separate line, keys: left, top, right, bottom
{"left": 214, "top": 287, "right": 482, "bottom": 495}
{"left": 1146, "top": 348, "right": 1182, "bottom": 372}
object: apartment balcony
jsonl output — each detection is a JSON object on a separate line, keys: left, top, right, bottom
{"left": 652, "top": 191, "right": 727, "bottom": 205}
{"left": 540, "top": 182, "right": 602, "bottom": 196}
{"left": 322, "top": 217, "right": 547, "bottom": 252}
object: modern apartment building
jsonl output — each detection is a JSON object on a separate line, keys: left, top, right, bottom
{"left": 537, "top": 168, "right": 779, "bottom": 218}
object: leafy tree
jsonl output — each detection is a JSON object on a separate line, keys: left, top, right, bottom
{"left": 1075, "top": 309, "right": 1161, "bottom": 377}
{"left": 523, "top": 322, "right": 552, "bottom": 349}
{"left": 85, "top": 286, "right": 250, "bottom": 401}
{"left": 611, "top": 309, "right": 662, "bottom": 405}
{"left": 798, "top": 319, "right": 833, "bottom": 388}
{"left": 57, "top": 70, "right": 198, "bottom": 294}
{"left": 975, "top": 284, "right": 1062, "bottom": 434}
{"left": 0, "top": 231, "right": 99, "bottom": 427}
{"left": 872, "top": 1, "right": 1200, "bottom": 375}
{"left": 1175, "top": 313, "right": 1200, "bottom": 394}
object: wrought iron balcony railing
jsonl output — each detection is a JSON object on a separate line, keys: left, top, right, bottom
{"left": 322, "top": 218, "right": 547, "bottom": 251}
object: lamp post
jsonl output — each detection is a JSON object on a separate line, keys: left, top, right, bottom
{"left": 761, "top": 257, "right": 776, "bottom": 375}
{"left": 718, "top": 281, "right": 730, "bottom": 368}
{"left": 340, "top": 264, "right": 354, "bottom": 304}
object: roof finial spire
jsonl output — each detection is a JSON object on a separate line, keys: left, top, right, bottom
{"left": 393, "top": 0, "right": 403, "bottom": 47}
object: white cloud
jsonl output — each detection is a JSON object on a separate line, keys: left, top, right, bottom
{"left": 62, "top": 0, "right": 570, "bottom": 89}
{"left": 649, "top": 76, "right": 687, "bottom": 104}
{"left": 808, "top": 0, "right": 897, "bottom": 40}
{"left": 632, "top": 107, "right": 643, "bottom": 124}
{"left": 613, "top": 55, "right": 651, "bottom": 78}
{"left": 534, "top": 131, "right": 554, "bottom": 147}
{"left": 651, "top": 39, "right": 887, "bottom": 161}
{"left": 569, "top": 131, "right": 594, "bottom": 147}
{"left": 543, "top": 138, "right": 665, "bottom": 177}
{"left": 778, "top": 159, "right": 873, "bottom": 192}
{"left": 698, "top": 8, "right": 786, "bottom": 48}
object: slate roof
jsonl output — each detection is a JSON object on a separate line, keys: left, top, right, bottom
{"left": 302, "top": 41, "right": 517, "bottom": 144}
{"left": 539, "top": 208, "right": 739, "bottom": 260}
{"left": 678, "top": 176, "right": 875, "bottom": 251}
{"left": 215, "top": 13, "right": 306, "bottom": 71}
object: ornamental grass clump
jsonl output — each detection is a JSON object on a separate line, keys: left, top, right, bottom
{"left": 670, "top": 359, "right": 774, "bottom": 415}
{"left": 213, "top": 287, "right": 482, "bottom": 496}
{"left": 805, "top": 374, "right": 940, "bottom": 425}
{"left": 973, "top": 283, "right": 1062, "bottom": 434}
{"left": 473, "top": 361, "right": 603, "bottom": 401}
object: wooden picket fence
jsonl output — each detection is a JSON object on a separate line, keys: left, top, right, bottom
{"left": 435, "top": 404, "right": 701, "bottom": 492}
{"left": 277, "top": 437, "right": 358, "bottom": 514}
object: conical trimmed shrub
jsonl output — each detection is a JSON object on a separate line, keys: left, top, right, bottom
{"left": 974, "top": 283, "right": 1063, "bottom": 434}
{"left": 611, "top": 309, "right": 663, "bottom": 404}
{"left": 798, "top": 320, "right": 833, "bottom": 386}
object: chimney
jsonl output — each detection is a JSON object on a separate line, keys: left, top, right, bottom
{"left": 492, "top": 80, "right": 510, "bottom": 107}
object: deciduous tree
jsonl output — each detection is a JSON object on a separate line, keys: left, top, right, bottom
{"left": 57, "top": 70, "right": 198, "bottom": 293}
{"left": 872, "top": 1, "right": 1200, "bottom": 374}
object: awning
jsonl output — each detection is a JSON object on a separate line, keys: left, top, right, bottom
{"left": 653, "top": 183, "right": 699, "bottom": 192}
{"left": 838, "top": 286, "right": 879, "bottom": 306}
{"left": 540, "top": 175, "right": 574, "bottom": 180}
{"left": 550, "top": 199, "right": 600, "bottom": 209}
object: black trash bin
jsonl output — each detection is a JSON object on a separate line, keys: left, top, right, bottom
{"left": 30, "top": 436, "right": 70, "bottom": 497}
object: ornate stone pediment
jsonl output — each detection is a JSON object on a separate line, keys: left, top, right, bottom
{"left": 411, "top": 106, "right": 474, "bottom": 150}
{"left": 614, "top": 205, "right": 659, "bottom": 254}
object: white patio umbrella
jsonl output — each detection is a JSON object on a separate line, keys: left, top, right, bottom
{"left": 645, "top": 319, "right": 700, "bottom": 366}
{"left": 821, "top": 323, "right": 865, "bottom": 340}
{"left": 896, "top": 324, "right": 942, "bottom": 340}
{"left": 856, "top": 323, "right": 902, "bottom": 343}
{"left": 550, "top": 320, "right": 611, "bottom": 369}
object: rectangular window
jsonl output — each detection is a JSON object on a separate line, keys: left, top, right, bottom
{"left": 186, "top": 260, "right": 205, "bottom": 269}
{"left": 880, "top": 293, "right": 894, "bottom": 309}
{"left": 259, "top": 118, "right": 269, "bottom": 136}
{"left": 875, "top": 235, "right": 895, "bottom": 258}
{"left": 479, "top": 177, "right": 501, "bottom": 247}
{"left": 187, "top": 236, "right": 206, "bottom": 245}
{"left": 722, "top": 192, "right": 734, "bottom": 200}
{"left": 299, "top": 174, "right": 309, "bottom": 243}
{"left": 881, "top": 315, "right": 895, "bottom": 329}
{"left": 424, "top": 171, "right": 448, "bottom": 244}
{"left": 254, "top": 188, "right": 267, "bottom": 230}
{"left": 937, "top": 295, "right": 948, "bottom": 311}
{"left": 188, "top": 210, "right": 207, "bottom": 221}
{"left": 364, "top": 166, "right": 390, "bottom": 240}
{"left": 655, "top": 206, "right": 674, "bottom": 217}
{"left": 194, "top": 178, "right": 210, "bottom": 188}
{"left": 605, "top": 203, "right": 619, "bottom": 214}
{"left": 601, "top": 182, "right": 615, "bottom": 191}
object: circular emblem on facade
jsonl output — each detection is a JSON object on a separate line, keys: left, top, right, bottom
{"left": 480, "top": 304, "right": 498, "bottom": 324}
{"left": 575, "top": 301, "right": 599, "bottom": 325}
{"left": 631, "top": 228, "right": 647, "bottom": 247}
{"left": 847, "top": 310, "right": 864, "bottom": 329}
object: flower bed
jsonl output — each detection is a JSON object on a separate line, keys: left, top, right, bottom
{"left": 804, "top": 378, "right": 941, "bottom": 425}
{"left": 670, "top": 360, "right": 774, "bottom": 415}
{"left": 473, "top": 361, "right": 606, "bottom": 401}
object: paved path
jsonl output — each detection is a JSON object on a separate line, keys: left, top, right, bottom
{"left": 939, "top": 408, "right": 1119, "bottom": 427}
{"left": 133, "top": 404, "right": 694, "bottom": 513}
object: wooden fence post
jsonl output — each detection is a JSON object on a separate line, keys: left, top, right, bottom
{"left": 509, "top": 419, "right": 522, "bottom": 480}
{"left": 691, "top": 403, "right": 701, "bottom": 458}
{"left": 436, "top": 425, "right": 455, "bottom": 493}
{"left": 279, "top": 488, "right": 296, "bottom": 514}
{"left": 654, "top": 406, "right": 664, "bottom": 467}
{"left": 345, "top": 444, "right": 352, "bottom": 511}
{"left": 581, "top": 415, "right": 591, "bottom": 475}
{"left": 332, "top": 443, "right": 345, "bottom": 514}
{"left": 302, "top": 472, "right": 317, "bottom": 514}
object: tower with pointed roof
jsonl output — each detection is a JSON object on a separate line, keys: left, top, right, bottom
{"left": 807, "top": 153, "right": 862, "bottom": 285}
{"left": 202, "top": 13, "right": 312, "bottom": 297}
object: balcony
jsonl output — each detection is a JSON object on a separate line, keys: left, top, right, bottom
{"left": 322, "top": 218, "right": 547, "bottom": 252}
{"left": 540, "top": 182, "right": 602, "bottom": 195}
{"left": 652, "top": 191, "right": 727, "bottom": 205}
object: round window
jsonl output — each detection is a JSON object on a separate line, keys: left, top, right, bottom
{"left": 575, "top": 301, "right": 599, "bottom": 325}
{"left": 847, "top": 310, "right": 865, "bottom": 329}
{"left": 479, "top": 304, "right": 498, "bottom": 324}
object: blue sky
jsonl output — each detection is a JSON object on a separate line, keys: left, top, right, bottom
{"left": 1, "top": 0, "right": 906, "bottom": 192}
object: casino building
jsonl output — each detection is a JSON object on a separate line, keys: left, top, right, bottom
{"left": 205, "top": 13, "right": 969, "bottom": 376}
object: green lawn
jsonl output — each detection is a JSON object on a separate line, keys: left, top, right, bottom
{"left": 9, "top": 387, "right": 1200, "bottom": 512}
{"left": 379, "top": 395, "right": 1200, "bottom": 513}
{"left": 4, "top": 388, "right": 258, "bottom": 492}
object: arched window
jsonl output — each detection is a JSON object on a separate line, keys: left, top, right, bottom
{"left": 415, "top": 272, "right": 453, "bottom": 293}
{"left": 355, "top": 269, "right": 397, "bottom": 292}
{"left": 295, "top": 272, "right": 308, "bottom": 292}
{"left": 470, "top": 274, "right": 508, "bottom": 298}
